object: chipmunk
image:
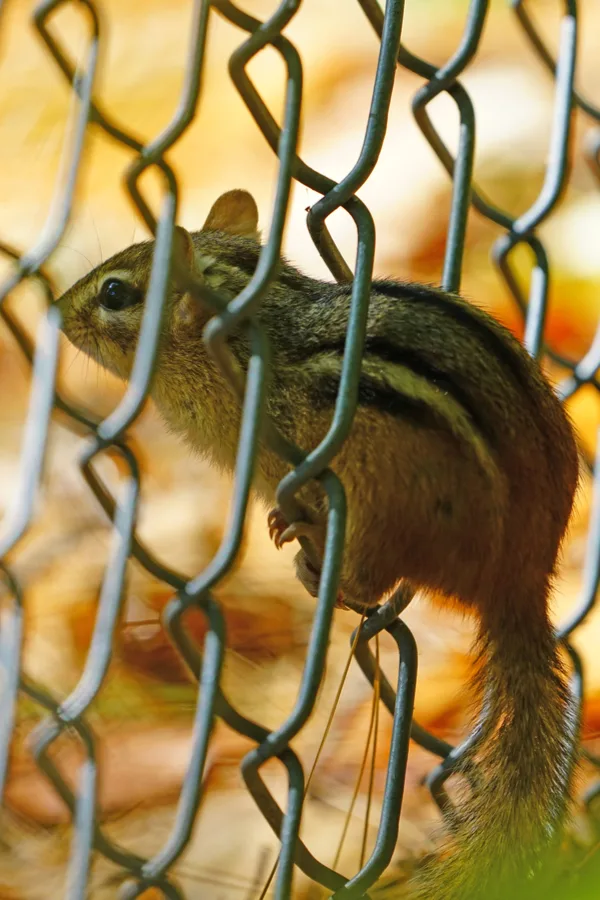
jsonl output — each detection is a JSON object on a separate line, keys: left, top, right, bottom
{"left": 57, "top": 189, "right": 579, "bottom": 899}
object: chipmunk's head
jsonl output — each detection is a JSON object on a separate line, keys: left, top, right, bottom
{"left": 56, "top": 189, "right": 260, "bottom": 380}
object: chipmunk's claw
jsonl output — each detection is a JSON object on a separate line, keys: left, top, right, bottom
{"left": 267, "top": 507, "right": 324, "bottom": 551}
{"left": 267, "top": 508, "right": 287, "bottom": 547}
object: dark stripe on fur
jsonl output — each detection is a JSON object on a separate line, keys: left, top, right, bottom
{"left": 313, "top": 372, "right": 452, "bottom": 433}
{"left": 372, "top": 280, "right": 532, "bottom": 394}
{"left": 297, "top": 339, "right": 490, "bottom": 440}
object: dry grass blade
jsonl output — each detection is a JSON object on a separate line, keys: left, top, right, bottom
{"left": 257, "top": 615, "right": 366, "bottom": 900}
{"left": 360, "top": 635, "right": 380, "bottom": 869}
{"left": 331, "top": 634, "right": 381, "bottom": 879}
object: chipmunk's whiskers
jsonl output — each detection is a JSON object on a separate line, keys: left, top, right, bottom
{"left": 90, "top": 211, "right": 103, "bottom": 265}
{"left": 58, "top": 243, "right": 95, "bottom": 275}
{"left": 65, "top": 339, "right": 84, "bottom": 374}
{"left": 91, "top": 332, "right": 107, "bottom": 382}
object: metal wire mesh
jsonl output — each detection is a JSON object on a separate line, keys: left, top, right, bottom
{"left": 1, "top": 0, "right": 600, "bottom": 898}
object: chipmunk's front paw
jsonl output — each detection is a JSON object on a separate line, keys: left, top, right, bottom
{"left": 267, "top": 507, "right": 326, "bottom": 552}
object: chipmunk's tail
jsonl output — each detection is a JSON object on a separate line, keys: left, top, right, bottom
{"left": 411, "top": 576, "right": 579, "bottom": 900}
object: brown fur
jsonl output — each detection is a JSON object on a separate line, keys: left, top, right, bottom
{"left": 56, "top": 189, "right": 580, "bottom": 899}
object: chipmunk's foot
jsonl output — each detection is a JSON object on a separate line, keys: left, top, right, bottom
{"left": 267, "top": 507, "right": 325, "bottom": 552}
{"left": 268, "top": 508, "right": 348, "bottom": 609}
{"left": 294, "top": 551, "right": 349, "bottom": 610}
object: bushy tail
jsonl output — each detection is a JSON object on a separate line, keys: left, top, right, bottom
{"left": 412, "top": 583, "right": 579, "bottom": 900}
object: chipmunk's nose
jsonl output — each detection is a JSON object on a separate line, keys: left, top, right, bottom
{"left": 54, "top": 285, "right": 75, "bottom": 314}
{"left": 53, "top": 290, "right": 75, "bottom": 336}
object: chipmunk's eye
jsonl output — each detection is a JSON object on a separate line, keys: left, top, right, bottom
{"left": 98, "top": 278, "right": 143, "bottom": 312}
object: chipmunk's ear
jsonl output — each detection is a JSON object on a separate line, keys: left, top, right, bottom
{"left": 173, "top": 225, "right": 196, "bottom": 269}
{"left": 202, "top": 189, "right": 259, "bottom": 239}
{"left": 172, "top": 226, "right": 203, "bottom": 329}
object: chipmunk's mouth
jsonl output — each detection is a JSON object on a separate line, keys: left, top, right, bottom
{"left": 61, "top": 319, "right": 105, "bottom": 367}
{"left": 61, "top": 322, "right": 90, "bottom": 353}
{"left": 60, "top": 315, "right": 135, "bottom": 382}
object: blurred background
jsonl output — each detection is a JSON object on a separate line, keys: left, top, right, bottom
{"left": 1, "top": 0, "right": 600, "bottom": 897}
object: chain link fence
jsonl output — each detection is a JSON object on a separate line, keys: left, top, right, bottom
{"left": 1, "top": 0, "right": 600, "bottom": 898}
